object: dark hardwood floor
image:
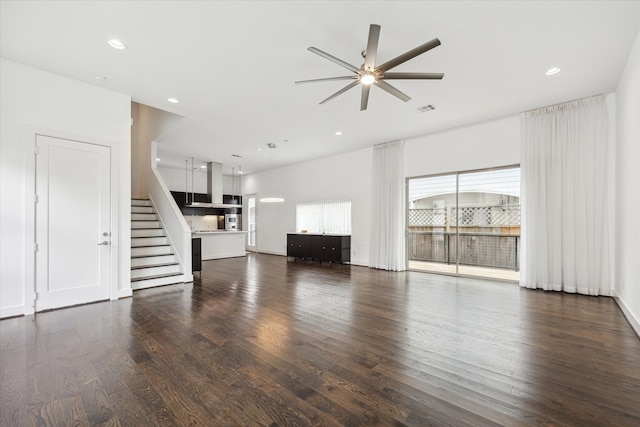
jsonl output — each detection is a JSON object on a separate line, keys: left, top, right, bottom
{"left": 2, "top": 253, "right": 639, "bottom": 426}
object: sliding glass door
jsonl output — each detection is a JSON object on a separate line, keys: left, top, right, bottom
{"left": 407, "top": 173, "right": 458, "bottom": 275}
{"left": 407, "top": 166, "right": 520, "bottom": 281}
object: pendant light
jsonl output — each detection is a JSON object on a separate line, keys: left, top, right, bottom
{"left": 260, "top": 143, "right": 284, "bottom": 203}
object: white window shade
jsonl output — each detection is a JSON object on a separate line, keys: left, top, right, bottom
{"left": 296, "top": 200, "right": 351, "bottom": 234}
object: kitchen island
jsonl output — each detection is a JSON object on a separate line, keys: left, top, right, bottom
{"left": 192, "top": 230, "right": 247, "bottom": 260}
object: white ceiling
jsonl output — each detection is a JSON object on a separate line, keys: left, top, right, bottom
{"left": 2, "top": 1, "right": 639, "bottom": 175}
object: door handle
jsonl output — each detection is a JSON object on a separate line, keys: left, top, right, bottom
{"left": 97, "top": 241, "right": 110, "bottom": 246}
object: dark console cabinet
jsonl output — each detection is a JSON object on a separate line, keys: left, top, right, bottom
{"left": 287, "top": 233, "right": 313, "bottom": 259}
{"left": 287, "top": 233, "right": 350, "bottom": 264}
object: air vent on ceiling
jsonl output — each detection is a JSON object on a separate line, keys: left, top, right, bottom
{"left": 418, "top": 104, "right": 436, "bottom": 112}
{"left": 231, "top": 154, "right": 242, "bottom": 158}
{"left": 267, "top": 143, "right": 277, "bottom": 148}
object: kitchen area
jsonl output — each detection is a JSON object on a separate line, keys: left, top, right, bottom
{"left": 157, "top": 160, "right": 248, "bottom": 265}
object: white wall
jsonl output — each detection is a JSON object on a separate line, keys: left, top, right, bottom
{"left": 404, "top": 116, "right": 521, "bottom": 177}
{"left": 131, "top": 103, "right": 183, "bottom": 198}
{"left": 158, "top": 165, "right": 208, "bottom": 194}
{"left": 615, "top": 29, "right": 640, "bottom": 332}
{"left": 242, "top": 147, "right": 373, "bottom": 265}
{"left": 0, "top": 59, "right": 131, "bottom": 317}
{"left": 157, "top": 166, "right": 240, "bottom": 195}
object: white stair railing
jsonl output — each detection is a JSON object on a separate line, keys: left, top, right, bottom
{"left": 149, "top": 168, "right": 193, "bottom": 282}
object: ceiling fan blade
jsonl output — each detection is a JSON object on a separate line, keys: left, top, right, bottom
{"left": 382, "top": 72, "right": 444, "bottom": 80}
{"left": 295, "top": 76, "right": 357, "bottom": 84}
{"left": 319, "top": 80, "right": 360, "bottom": 105}
{"left": 363, "top": 24, "right": 381, "bottom": 71}
{"left": 375, "top": 80, "right": 411, "bottom": 102}
{"left": 376, "top": 38, "right": 441, "bottom": 73}
{"left": 308, "top": 47, "right": 360, "bottom": 73}
{"left": 360, "top": 85, "right": 371, "bottom": 111}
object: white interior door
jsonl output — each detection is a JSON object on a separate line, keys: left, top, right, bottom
{"left": 35, "top": 135, "right": 111, "bottom": 311}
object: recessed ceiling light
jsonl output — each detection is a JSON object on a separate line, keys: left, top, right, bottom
{"left": 155, "top": 158, "right": 160, "bottom": 161}
{"left": 335, "top": 131, "right": 343, "bottom": 136}
{"left": 168, "top": 98, "right": 179, "bottom": 103}
{"left": 545, "top": 67, "right": 561, "bottom": 76}
{"left": 95, "top": 75, "right": 107, "bottom": 81}
{"left": 257, "top": 148, "right": 262, "bottom": 151}
{"left": 108, "top": 39, "right": 127, "bottom": 50}
{"left": 200, "top": 165, "right": 206, "bottom": 169}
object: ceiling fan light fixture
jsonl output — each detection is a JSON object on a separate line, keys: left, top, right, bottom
{"left": 296, "top": 24, "right": 444, "bottom": 110}
{"left": 360, "top": 73, "right": 376, "bottom": 85}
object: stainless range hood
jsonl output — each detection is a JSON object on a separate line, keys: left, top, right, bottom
{"left": 185, "top": 161, "right": 240, "bottom": 209}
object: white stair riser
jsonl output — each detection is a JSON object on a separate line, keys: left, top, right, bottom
{"left": 131, "top": 228, "right": 165, "bottom": 238}
{"left": 132, "top": 213, "right": 157, "bottom": 221}
{"left": 130, "top": 198, "right": 185, "bottom": 291}
{"left": 132, "top": 206, "right": 154, "bottom": 214}
{"left": 131, "top": 264, "right": 181, "bottom": 279}
{"left": 131, "top": 254, "right": 177, "bottom": 267}
{"left": 132, "top": 274, "right": 185, "bottom": 290}
{"left": 131, "top": 236, "right": 168, "bottom": 247}
{"left": 131, "top": 246, "right": 172, "bottom": 257}
{"left": 132, "top": 221, "right": 160, "bottom": 229}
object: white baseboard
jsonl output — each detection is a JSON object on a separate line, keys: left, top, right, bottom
{"left": 257, "top": 250, "right": 287, "bottom": 257}
{"left": 0, "top": 305, "right": 25, "bottom": 319}
{"left": 613, "top": 294, "right": 640, "bottom": 338}
{"left": 117, "top": 289, "right": 133, "bottom": 299}
{"left": 202, "top": 252, "right": 248, "bottom": 260}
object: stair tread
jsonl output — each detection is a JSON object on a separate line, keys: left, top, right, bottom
{"left": 131, "top": 253, "right": 175, "bottom": 259}
{"left": 131, "top": 262, "right": 180, "bottom": 270}
{"left": 131, "top": 244, "right": 171, "bottom": 248}
{"left": 131, "top": 236, "right": 167, "bottom": 239}
{"left": 131, "top": 272, "right": 183, "bottom": 282}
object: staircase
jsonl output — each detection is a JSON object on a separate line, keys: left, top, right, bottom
{"left": 131, "top": 198, "right": 183, "bottom": 290}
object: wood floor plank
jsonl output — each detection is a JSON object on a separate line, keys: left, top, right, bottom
{"left": 2, "top": 253, "right": 640, "bottom": 426}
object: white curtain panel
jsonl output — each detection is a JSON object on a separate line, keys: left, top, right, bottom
{"left": 296, "top": 201, "right": 351, "bottom": 234}
{"left": 322, "top": 200, "right": 351, "bottom": 235}
{"left": 520, "top": 95, "right": 610, "bottom": 295}
{"left": 369, "top": 140, "right": 406, "bottom": 271}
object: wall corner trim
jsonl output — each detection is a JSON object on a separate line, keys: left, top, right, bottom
{"left": 613, "top": 294, "right": 640, "bottom": 339}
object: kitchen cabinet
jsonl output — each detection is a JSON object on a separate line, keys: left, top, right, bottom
{"left": 192, "top": 238, "right": 202, "bottom": 272}
{"left": 194, "top": 231, "right": 247, "bottom": 259}
{"left": 287, "top": 233, "right": 350, "bottom": 264}
{"left": 170, "top": 191, "right": 242, "bottom": 216}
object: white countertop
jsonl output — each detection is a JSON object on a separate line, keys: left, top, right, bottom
{"left": 192, "top": 230, "right": 247, "bottom": 236}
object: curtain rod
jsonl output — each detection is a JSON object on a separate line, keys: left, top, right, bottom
{"left": 522, "top": 93, "right": 605, "bottom": 116}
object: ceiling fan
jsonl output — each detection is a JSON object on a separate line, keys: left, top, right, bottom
{"left": 295, "top": 24, "right": 444, "bottom": 111}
